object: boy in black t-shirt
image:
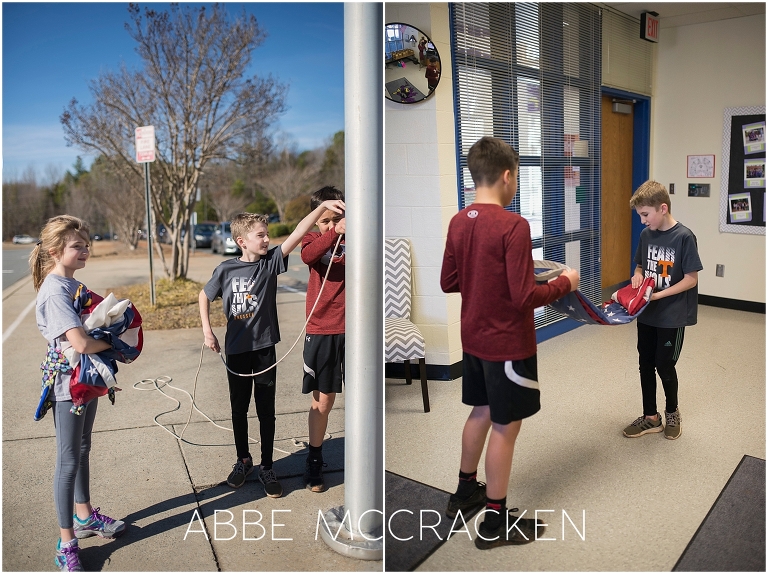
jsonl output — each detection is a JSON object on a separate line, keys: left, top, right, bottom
{"left": 199, "top": 200, "right": 344, "bottom": 497}
{"left": 624, "top": 181, "right": 703, "bottom": 440}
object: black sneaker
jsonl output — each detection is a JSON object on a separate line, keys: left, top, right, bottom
{"left": 304, "top": 457, "right": 328, "bottom": 493}
{"left": 226, "top": 458, "right": 254, "bottom": 488}
{"left": 474, "top": 508, "right": 545, "bottom": 550}
{"left": 446, "top": 481, "right": 486, "bottom": 519}
{"left": 258, "top": 466, "right": 283, "bottom": 498}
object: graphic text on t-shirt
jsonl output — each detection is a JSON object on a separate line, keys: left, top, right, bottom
{"left": 230, "top": 277, "right": 258, "bottom": 320}
{"left": 645, "top": 244, "right": 675, "bottom": 290}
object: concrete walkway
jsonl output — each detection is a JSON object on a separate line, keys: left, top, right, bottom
{"left": 2, "top": 249, "right": 380, "bottom": 571}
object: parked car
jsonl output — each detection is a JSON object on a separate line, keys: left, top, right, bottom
{"left": 12, "top": 234, "right": 37, "bottom": 244}
{"left": 157, "top": 225, "right": 171, "bottom": 244}
{"left": 211, "top": 222, "right": 241, "bottom": 255}
{"left": 192, "top": 222, "right": 217, "bottom": 248}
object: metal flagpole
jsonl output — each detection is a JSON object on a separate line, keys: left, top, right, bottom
{"left": 319, "top": 2, "right": 383, "bottom": 560}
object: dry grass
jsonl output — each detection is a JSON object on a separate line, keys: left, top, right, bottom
{"left": 108, "top": 278, "right": 227, "bottom": 331}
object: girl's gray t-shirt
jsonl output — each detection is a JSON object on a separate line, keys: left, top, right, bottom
{"left": 203, "top": 247, "right": 289, "bottom": 355}
{"left": 35, "top": 274, "right": 85, "bottom": 401}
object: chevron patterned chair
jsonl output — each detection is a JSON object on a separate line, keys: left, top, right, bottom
{"left": 385, "top": 237, "right": 430, "bottom": 413}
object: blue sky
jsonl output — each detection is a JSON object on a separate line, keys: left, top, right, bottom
{"left": 2, "top": 2, "right": 344, "bottom": 181}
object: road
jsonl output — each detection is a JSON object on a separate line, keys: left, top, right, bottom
{"left": 1, "top": 245, "right": 33, "bottom": 290}
{"left": 2, "top": 245, "right": 308, "bottom": 292}
{"left": 284, "top": 252, "right": 309, "bottom": 287}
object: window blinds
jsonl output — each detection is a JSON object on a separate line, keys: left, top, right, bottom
{"left": 602, "top": 7, "right": 653, "bottom": 96}
{"left": 450, "top": 2, "right": 602, "bottom": 329}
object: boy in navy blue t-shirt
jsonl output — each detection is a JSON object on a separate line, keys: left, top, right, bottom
{"left": 623, "top": 181, "right": 703, "bottom": 440}
{"left": 199, "top": 200, "right": 344, "bottom": 497}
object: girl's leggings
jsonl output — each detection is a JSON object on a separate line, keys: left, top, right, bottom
{"left": 53, "top": 399, "right": 97, "bottom": 528}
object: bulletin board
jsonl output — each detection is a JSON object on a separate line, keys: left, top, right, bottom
{"left": 719, "top": 106, "right": 766, "bottom": 234}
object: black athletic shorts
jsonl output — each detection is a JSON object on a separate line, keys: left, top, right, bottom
{"left": 302, "top": 333, "right": 345, "bottom": 394}
{"left": 462, "top": 351, "right": 540, "bottom": 424}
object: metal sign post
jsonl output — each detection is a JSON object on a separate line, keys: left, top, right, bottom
{"left": 135, "top": 125, "right": 156, "bottom": 306}
{"left": 191, "top": 211, "right": 197, "bottom": 255}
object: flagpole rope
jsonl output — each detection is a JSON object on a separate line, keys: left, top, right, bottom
{"left": 133, "top": 233, "right": 344, "bottom": 453}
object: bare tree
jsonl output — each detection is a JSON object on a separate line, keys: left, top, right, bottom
{"left": 199, "top": 162, "right": 252, "bottom": 221}
{"left": 2, "top": 168, "right": 47, "bottom": 240}
{"left": 319, "top": 130, "right": 345, "bottom": 191}
{"left": 88, "top": 158, "right": 145, "bottom": 250}
{"left": 64, "top": 176, "right": 99, "bottom": 227}
{"left": 256, "top": 146, "right": 320, "bottom": 222}
{"left": 61, "top": 4, "right": 286, "bottom": 279}
{"left": 62, "top": 158, "right": 100, "bottom": 227}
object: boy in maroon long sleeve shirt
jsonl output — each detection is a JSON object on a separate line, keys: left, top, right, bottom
{"left": 300, "top": 186, "right": 346, "bottom": 492}
{"left": 440, "top": 136, "right": 579, "bottom": 549}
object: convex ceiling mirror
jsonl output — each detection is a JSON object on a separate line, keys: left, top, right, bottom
{"left": 385, "top": 23, "right": 441, "bottom": 104}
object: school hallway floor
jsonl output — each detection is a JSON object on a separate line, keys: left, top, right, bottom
{"left": 385, "top": 305, "right": 765, "bottom": 571}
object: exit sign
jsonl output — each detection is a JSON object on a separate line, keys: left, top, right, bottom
{"left": 641, "top": 12, "right": 659, "bottom": 43}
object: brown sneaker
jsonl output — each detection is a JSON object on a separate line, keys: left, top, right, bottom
{"left": 304, "top": 457, "right": 328, "bottom": 493}
{"left": 664, "top": 409, "right": 682, "bottom": 440}
{"left": 623, "top": 413, "right": 663, "bottom": 437}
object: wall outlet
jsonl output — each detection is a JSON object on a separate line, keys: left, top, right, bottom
{"left": 716, "top": 264, "right": 725, "bottom": 277}
{"left": 669, "top": 183, "right": 675, "bottom": 194}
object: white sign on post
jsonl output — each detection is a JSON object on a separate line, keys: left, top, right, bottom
{"left": 135, "top": 126, "right": 156, "bottom": 163}
{"left": 137, "top": 124, "right": 157, "bottom": 305}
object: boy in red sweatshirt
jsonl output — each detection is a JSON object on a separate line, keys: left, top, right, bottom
{"left": 441, "top": 136, "right": 580, "bottom": 548}
{"left": 300, "top": 186, "right": 346, "bottom": 492}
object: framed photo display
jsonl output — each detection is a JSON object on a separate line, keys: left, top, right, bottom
{"left": 719, "top": 106, "right": 766, "bottom": 234}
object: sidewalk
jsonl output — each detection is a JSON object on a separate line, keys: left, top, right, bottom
{"left": 2, "top": 251, "right": 380, "bottom": 571}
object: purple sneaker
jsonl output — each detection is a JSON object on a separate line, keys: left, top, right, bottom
{"left": 73, "top": 507, "right": 126, "bottom": 539}
{"left": 55, "top": 538, "right": 83, "bottom": 572}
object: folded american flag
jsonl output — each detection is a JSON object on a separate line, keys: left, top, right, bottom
{"left": 534, "top": 261, "right": 654, "bottom": 325}
{"left": 65, "top": 286, "right": 143, "bottom": 413}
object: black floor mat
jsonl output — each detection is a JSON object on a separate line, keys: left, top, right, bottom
{"left": 385, "top": 77, "right": 425, "bottom": 102}
{"left": 385, "top": 471, "right": 481, "bottom": 572}
{"left": 673, "top": 455, "right": 766, "bottom": 571}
